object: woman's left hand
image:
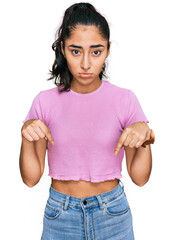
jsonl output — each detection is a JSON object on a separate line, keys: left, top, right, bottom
{"left": 114, "top": 122, "right": 153, "bottom": 155}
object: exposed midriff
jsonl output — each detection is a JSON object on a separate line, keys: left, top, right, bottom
{"left": 51, "top": 178, "right": 119, "bottom": 199}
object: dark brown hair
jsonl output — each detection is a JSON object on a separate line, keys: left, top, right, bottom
{"left": 47, "top": 2, "right": 110, "bottom": 93}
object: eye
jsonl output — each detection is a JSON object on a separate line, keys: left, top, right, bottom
{"left": 92, "top": 50, "right": 101, "bottom": 56}
{"left": 72, "top": 49, "right": 80, "bottom": 55}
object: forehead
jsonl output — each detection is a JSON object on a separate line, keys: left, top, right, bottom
{"left": 65, "top": 25, "right": 107, "bottom": 46}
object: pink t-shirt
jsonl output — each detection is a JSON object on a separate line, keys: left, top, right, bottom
{"left": 22, "top": 80, "right": 149, "bottom": 182}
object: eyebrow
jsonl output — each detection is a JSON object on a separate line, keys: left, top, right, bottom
{"left": 68, "top": 44, "right": 105, "bottom": 49}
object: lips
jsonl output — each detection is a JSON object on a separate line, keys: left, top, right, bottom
{"left": 79, "top": 73, "right": 93, "bottom": 78}
{"left": 79, "top": 73, "right": 92, "bottom": 78}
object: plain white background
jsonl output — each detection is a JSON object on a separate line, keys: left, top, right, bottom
{"left": 0, "top": 0, "right": 173, "bottom": 239}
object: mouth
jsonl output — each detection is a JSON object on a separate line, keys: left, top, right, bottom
{"left": 79, "top": 73, "right": 93, "bottom": 78}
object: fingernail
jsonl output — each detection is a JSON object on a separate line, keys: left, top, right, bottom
{"left": 115, "top": 150, "right": 118, "bottom": 155}
{"left": 51, "top": 141, "right": 54, "bottom": 145}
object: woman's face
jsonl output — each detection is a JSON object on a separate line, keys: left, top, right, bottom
{"left": 61, "top": 25, "right": 111, "bottom": 86}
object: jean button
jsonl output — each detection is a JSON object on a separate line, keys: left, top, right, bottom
{"left": 83, "top": 200, "right": 87, "bottom": 205}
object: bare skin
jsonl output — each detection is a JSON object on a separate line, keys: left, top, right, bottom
{"left": 51, "top": 178, "right": 119, "bottom": 198}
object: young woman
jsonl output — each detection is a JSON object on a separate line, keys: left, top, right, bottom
{"left": 20, "top": 2, "right": 155, "bottom": 240}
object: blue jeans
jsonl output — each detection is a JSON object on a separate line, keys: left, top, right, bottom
{"left": 41, "top": 179, "right": 135, "bottom": 240}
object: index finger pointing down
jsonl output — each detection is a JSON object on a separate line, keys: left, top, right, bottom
{"left": 38, "top": 120, "right": 55, "bottom": 145}
{"left": 114, "top": 130, "right": 128, "bottom": 155}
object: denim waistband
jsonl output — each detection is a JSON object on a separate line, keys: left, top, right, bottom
{"left": 48, "top": 179, "right": 124, "bottom": 211}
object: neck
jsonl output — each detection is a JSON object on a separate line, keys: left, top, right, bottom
{"left": 70, "top": 79, "right": 102, "bottom": 94}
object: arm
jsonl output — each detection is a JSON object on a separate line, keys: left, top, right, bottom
{"left": 115, "top": 122, "right": 154, "bottom": 187}
{"left": 19, "top": 134, "right": 47, "bottom": 187}
{"left": 125, "top": 144, "right": 152, "bottom": 186}
{"left": 120, "top": 90, "right": 153, "bottom": 186}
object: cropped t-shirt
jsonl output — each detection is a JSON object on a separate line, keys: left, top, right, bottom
{"left": 22, "top": 80, "right": 149, "bottom": 182}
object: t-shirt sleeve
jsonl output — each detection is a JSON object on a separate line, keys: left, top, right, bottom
{"left": 124, "top": 90, "right": 149, "bottom": 129}
{"left": 22, "top": 92, "right": 44, "bottom": 124}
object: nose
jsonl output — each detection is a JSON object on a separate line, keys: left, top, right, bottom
{"left": 80, "top": 53, "right": 91, "bottom": 70}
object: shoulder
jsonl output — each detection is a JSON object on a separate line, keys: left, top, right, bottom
{"left": 39, "top": 86, "right": 58, "bottom": 98}
{"left": 104, "top": 80, "right": 131, "bottom": 99}
{"left": 37, "top": 87, "right": 60, "bottom": 104}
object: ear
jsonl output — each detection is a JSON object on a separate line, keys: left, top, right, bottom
{"left": 60, "top": 41, "right": 65, "bottom": 57}
{"left": 106, "top": 41, "right": 111, "bottom": 58}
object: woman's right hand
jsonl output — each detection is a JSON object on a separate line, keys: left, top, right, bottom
{"left": 21, "top": 119, "right": 54, "bottom": 145}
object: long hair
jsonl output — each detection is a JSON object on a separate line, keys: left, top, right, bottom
{"left": 47, "top": 2, "right": 110, "bottom": 93}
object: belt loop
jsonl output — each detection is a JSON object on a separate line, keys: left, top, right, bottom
{"left": 119, "top": 179, "right": 124, "bottom": 190}
{"left": 96, "top": 195, "right": 105, "bottom": 210}
{"left": 64, "top": 195, "right": 70, "bottom": 211}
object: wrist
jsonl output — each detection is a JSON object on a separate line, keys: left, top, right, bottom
{"left": 141, "top": 129, "right": 155, "bottom": 148}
